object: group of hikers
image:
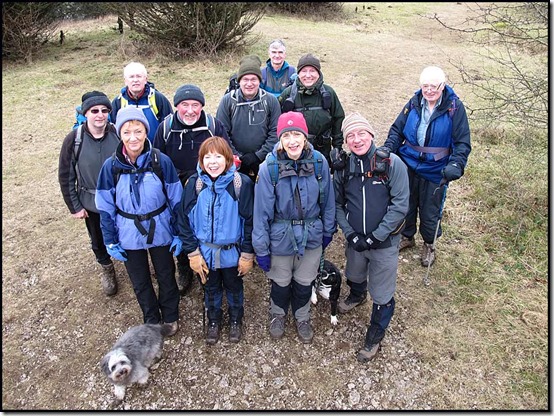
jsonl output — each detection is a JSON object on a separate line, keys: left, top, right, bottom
{"left": 58, "top": 39, "right": 471, "bottom": 363}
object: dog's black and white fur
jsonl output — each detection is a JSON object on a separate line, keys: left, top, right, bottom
{"left": 311, "top": 260, "right": 342, "bottom": 325}
{"left": 100, "top": 323, "right": 172, "bottom": 401}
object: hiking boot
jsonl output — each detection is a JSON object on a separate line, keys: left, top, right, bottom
{"left": 228, "top": 321, "right": 242, "bottom": 343}
{"left": 177, "top": 265, "right": 193, "bottom": 296}
{"left": 398, "top": 236, "right": 415, "bottom": 251}
{"left": 269, "top": 314, "right": 286, "bottom": 340}
{"left": 421, "top": 242, "right": 436, "bottom": 267}
{"left": 357, "top": 343, "right": 381, "bottom": 363}
{"left": 296, "top": 320, "right": 314, "bottom": 344}
{"left": 338, "top": 292, "right": 367, "bottom": 314}
{"left": 100, "top": 263, "right": 117, "bottom": 296}
{"left": 206, "top": 321, "right": 220, "bottom": 345}
{"left": 165, "top": 321, "right": 179, "bottom": 337}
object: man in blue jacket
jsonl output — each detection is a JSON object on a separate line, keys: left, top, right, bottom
{"left": 384, "top": 66, "right": 471, "bottom": 267}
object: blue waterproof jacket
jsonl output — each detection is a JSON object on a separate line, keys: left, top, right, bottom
{"left": 253, "top": 143, "right": 336, "bottom": 257}
{"left": 178, "top": 164, "right": 254, "bottom": 269}
{"left": 385, "top": 85, "right": 471, "bottom": 184}
{"left": 95, "top": 139, "right": 182, "bottom": 249}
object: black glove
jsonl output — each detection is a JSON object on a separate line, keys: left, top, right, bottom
{"left": 364, "top": 232, "right": 383, "bottom": 249}
{"left": 240, "top": 152, "right": 260, "bottom": 170}
{"left": 442, "top": 162, "right": 463, "bottom": 182}
{"left": 347, "top": 233, "right": 370, "bottom": 252}
{"left": 330, "top": 147, "right": 347, "bottom": 171}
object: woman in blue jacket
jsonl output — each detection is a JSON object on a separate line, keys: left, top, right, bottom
{"left": 178, "top": 136, "right": 254, "bottom": 345}
{"left": 253, "top": 112, "right": 336, "bottom": 344}
{"left": 95, "top": 106, "right": 183, "bottom": 336}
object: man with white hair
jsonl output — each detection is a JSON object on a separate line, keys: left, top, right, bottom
{"left": 385, "top": 65, "right": 471, "bottom": 267}
{"left": 260, "top": 39, "right": 297, "bottom": 98}
{"left": 334, "top": 112, "right": 409, "bottom": 362}
{"left": 111, "top": 61, "right": 173, "bottom": 142}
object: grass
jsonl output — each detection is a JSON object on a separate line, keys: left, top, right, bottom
{"left": 2, "top": 3, "right": 548, "bottom": 410}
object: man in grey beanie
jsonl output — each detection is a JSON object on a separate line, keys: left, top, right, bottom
{"left": 216, "top": 55, "right": 281, "bottom": 181}
{"left": 59, "top": 90, "right": 120, "bottom": 297}
{"left": 153, "top": 83, "right": 231, "bottom": 296}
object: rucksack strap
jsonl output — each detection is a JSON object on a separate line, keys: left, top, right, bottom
{"left": 200, "top": 241, "right": 239, "bottom": 269}
{"left": 164, "top": 113, "right": 216, "bottom": 144}
{"left": 195, "top": 171, "right": 242, "bottom": 200}
{"left": 404, "top": 141, "right": 451, "bottom": 161}
{"left": 116, "top": 204, "right": 167, "bottom": 245}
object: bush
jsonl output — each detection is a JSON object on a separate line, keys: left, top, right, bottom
{"left": 269, "top": 2, "right": 345, "bottom": 21}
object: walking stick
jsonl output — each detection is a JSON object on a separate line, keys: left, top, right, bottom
{"left": 423, "top": 182, "right": 448, "bottom": 286}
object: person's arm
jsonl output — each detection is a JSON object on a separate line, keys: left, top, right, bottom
{"left": 446, "top": 99, "right": 472, "bottom": 178}
{"left": 155, "top": 91, "right": 173, "bottom": 122}
{"left": 384, "top": 99, "right": 411, "bottom": 153}
{"left": 177, "top": 174, "right": 201, "bottom": 255}
{"left": 328, "top": 86, "right": 345, "bottom": 150}
{"left": 238, "top": 175, "right": 255, "bottom": 254}
{"left": 58, "top": 130, "right": 82, "bottom": 214}
{"left": 333, "top": 163, "right": 355, "bottom": 239}
{"left": 252, "top": 163, "right": 275, "bottom": 256}
{"left": 95, "top": 159, "right": 119, "bottom": 245}
{"left": 255, "top": 95, "right": 281, "bottom": 161}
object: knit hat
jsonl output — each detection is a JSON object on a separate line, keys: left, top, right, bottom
{"left": 115, "top": 106, "right": 150, "bottom": 136}
{"left": 277, "top": 112, "right": 309, "bottom": 138}
{"left": 237, "top": 55, "right": 263, "bottom": 82}
{"left": 341, "top": 112, "right": 376, "bottom": 141}
{"left": 173, "top": 84, "right": 205, "bottom": 107}
{"left": 81, "top": 91, "right": 112, "bottom": 114}
{"left": 297, "top": 53, "right": 321, "bottom": 75}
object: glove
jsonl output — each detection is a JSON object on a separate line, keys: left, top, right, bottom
{"left": 347, "top": 233, "right": 370, "bottom": 252}
{"left": 364, "top": 232, "right": 383, "bottom": 249}
{"left": 256, "top": 254, "right": 271, "bottom": 273}
{"left": 329, "top": 148, "right": 347, "bottom": 171}
{"left": 322, "top": 235, "right": 333, "bottom": 250}
{"left": 169, "top": 236, "right": 183, "bottom": 257}
{"left": 188, "top": 249, "right": 209, "bottom": 284}
{"left": 237, "top": 252, "right": 254, "bottom": 276}
{"left": 240, "top": 152, "right": 259, "bottom": 170}
{"left": 233, "top": 154, "right": 242, "bottom": 169}
{"left": 107, "top": 243, "right": 127, "bottom": 262}
{"left": 442, "top": 162, "right": 462, "bottom": 183}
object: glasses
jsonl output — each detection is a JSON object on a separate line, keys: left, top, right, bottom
{"left": 90, "top": 108, "right": 110, "bottom": 114}
{"left": 421, "top": 83, "right": 444, "bottom": 92}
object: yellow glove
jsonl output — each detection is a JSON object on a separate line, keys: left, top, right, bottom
{"left": 237, "top": 252, "right": 254, "bottom": 276}
{"left": 188, "top": 249, "right": 209, "bottom": 284}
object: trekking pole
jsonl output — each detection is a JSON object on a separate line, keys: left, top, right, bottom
{"left": 423, "top": 182, "right": 448, "bottom": 286}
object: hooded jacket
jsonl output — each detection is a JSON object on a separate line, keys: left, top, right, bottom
{"left": 253, "top": 143, "right": 336, "bottom": 257}
{"left": 95, "top": 139, "right": 182, "bottom": 249}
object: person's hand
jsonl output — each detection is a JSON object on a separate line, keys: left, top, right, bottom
{"left": 364, "top": 232, "right": 383, "bottom": 249}
{"left": 322, "top": 235, "right": 333, "bottom": 250}
{"left": 188, "top": 249, "right": 209, "bottom": 284}
{"left": 256, "top": 255, "right": 271, "bottom": 273}
{"left": 442, "top": 162, "right": 462, "bottom": 182}
{"left": 107, "top": 243, "right": 127, "bottom": 262}
{"left": 240, "top": 152, "right": 259, "bottom": 170}
{"left": 71, "top": 208, "right": 88, "bottom": 219}
{"left": 237, "top": 252, "right": 254, "bottom": 276}
{"left": 329, "top": 148, "right": 347, "bottom": 171}
{"left": 347, "top": 233, "right": 369, "bottom": 252}
{"left": 169, "top": 236, "right": 183, "bottom": 257}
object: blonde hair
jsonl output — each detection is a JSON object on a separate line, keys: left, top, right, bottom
{"left": 198, "top": 137, "right": 234, "bottom": 173}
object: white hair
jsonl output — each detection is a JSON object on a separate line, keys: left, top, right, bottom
{"left": 419, "top": 66, "right": 446, "bottom": 85}
{"left": 124, "top": 62, "right": 147, "bottom": 78}
{"left": 268, "top": 39, "right": 286, "bottom": 52}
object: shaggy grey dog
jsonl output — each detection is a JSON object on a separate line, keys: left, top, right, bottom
{"left": 100, "top": 323, "right": 173, "bottom": 401}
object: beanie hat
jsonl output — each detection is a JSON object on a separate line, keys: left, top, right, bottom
{"left": 173, "top": 84, "right": 205, "bottom": 107}
{"left": 341, "top": 112, "right": 376, "bottom": 141}
{"left": 297, "top": 53, "right": 321, "bottom": 75}
{"left": 277, "top": 112, "right": 309, "bottom": 138}
{"left": 237, "top": 55, "right": 263, "bottom": 82}
{"left": 115, "top": 106, "right": 150, "bottom": 136}
{"left": 81, "top": 91, "right": 112, "bottom": 114}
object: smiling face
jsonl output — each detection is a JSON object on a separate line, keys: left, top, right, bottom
{"left": 202, "top": 151, "right": 226, "bottom": 179}
{"left": 280, "top": 130, "right": 306, "bottom": 160}
{"left": 124, "top": 63, "right": 148, "bottom": 97}
{"left": 176, "top": 99, "right": 202, "bottom": 125}
{"left": 239, "top": 74, "right": 260, "bottom": 100}
{"left": 268, "top": 42, "right": 286, "bottom": 70}
{"left": 345, "top": 129, "right": 373, "bottom": 156}
{"left": 120, "top": 120, "right": 147, "bottom": 160}
{"left": 298, "top": 66, "right": 320, "bottom": 88}
{"left": 85, "top": 105, "right": 110, "bottom": 130}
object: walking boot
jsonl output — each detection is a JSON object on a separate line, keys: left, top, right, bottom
{"left": 398, "top": 235, "right": 415, "bottom": 251}
{"left": 206, "top": 321, "right": 220, "bottom": 345}
{"left": 357, "top": 343, "right": 381, "bottom": 362}
{"left": 296, "top": 320, "right": 314, "bottom": 344}
{"left": 269, "top": 314, "right": 286, "bottom": 339}
{"left": 421, "top": 242, "right": 436, "bottom": 267}
{"left": 229, "top": 320, "right": 242, "bottom": 343}
{"left": 338, "top": 291, "right": 367, "bottom": 314}
{"left": 100, "top": 263, "right": 117, "bottom": 296}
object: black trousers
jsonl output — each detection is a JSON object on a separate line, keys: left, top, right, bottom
{"left": 84, "top": 210, "right": 111, "bottom": 265}
{"left": 124, "top": 245, "right": 180, "bottom": 324}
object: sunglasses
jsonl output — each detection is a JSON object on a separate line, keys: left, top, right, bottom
{"left": 90, "top": 108, "right": 110, "bottom": 114}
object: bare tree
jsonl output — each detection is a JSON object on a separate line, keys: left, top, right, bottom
{"left": 2, "top": 2, "right": 62, "bottom": 63}
{"left": 432, "top": 3, "right": 547, "bottom": 130}
{"left": 109, "top": 3, "right": 268, "bottom": 57}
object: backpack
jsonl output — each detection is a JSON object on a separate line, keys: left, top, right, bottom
{"left": 339, "top": 147, "right": 392, "bottom": 188}
{"left": 265, "top": 150, "right": 326, "bottom": 214}
{"left": 72, "top": 106, "right": 113, "bottom": 130}
{"left": 118, "top": 85, "right": 159, "bottom": 117}
{"left": 161, "top": 113, "right": 216, "bottom": 146}
{"left": 260, "top": 66, "right": 296, "bottom": 92}
{"left": 194, "top": 170, "right": 242, "bottom": 201}
{"left": 224, "top": 73, "right": 240, "bottom": 96}
{"left": 281, "top": 81, "right": 331, "bottom": 114}
{"left": 228, "top": 88, "right": 268, "bottom": 121}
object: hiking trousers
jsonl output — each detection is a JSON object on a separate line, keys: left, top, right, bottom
{"left": 204, "top": 267, "right": 244, "bottom": 324}
{"left": 124, "top": 245, "right": 180, "bottom": 325}
{"left": 84, "top": 210, "right": 111, "bottom": 266}
{"left": 403, "top": 169, "right": 445, "bottom": 244}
